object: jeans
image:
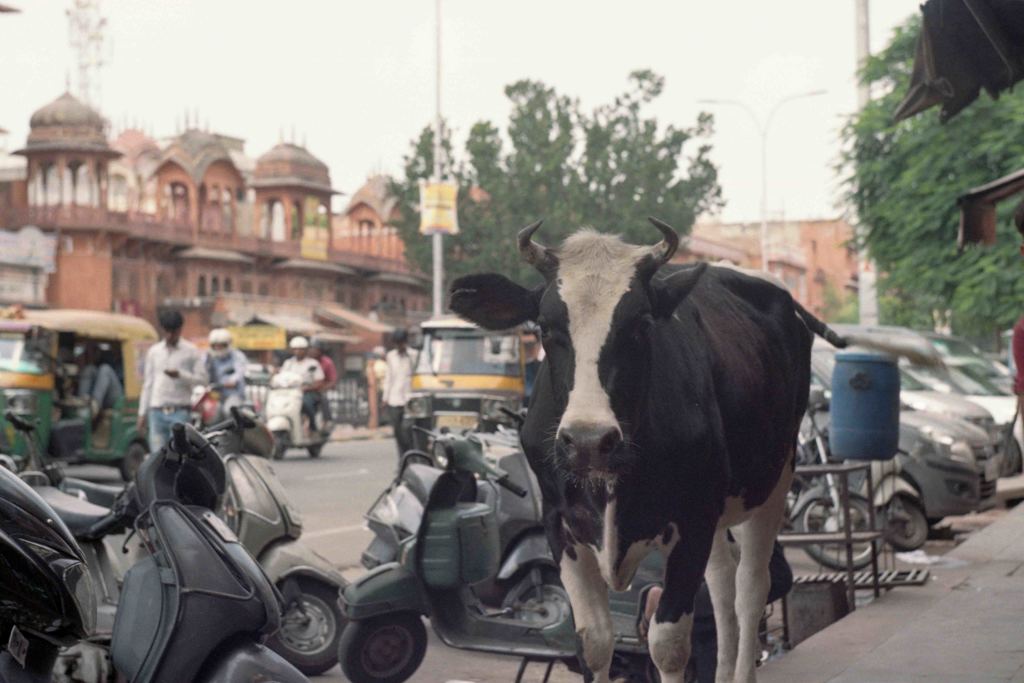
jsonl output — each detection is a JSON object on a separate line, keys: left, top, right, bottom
{"left": 387, "top": 405, "right": 411, "bottom": 458}
{"left": 301, "top": 392, "right": 319, "bottom": 431}
{"left": 148, "top": 407, "right": 190, "bottom": 453}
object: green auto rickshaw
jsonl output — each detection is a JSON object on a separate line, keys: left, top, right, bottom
{"left": 0, "top": 308, "right": 158, "bottom": 480}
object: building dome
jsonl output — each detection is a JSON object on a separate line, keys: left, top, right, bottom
{"left": 158, "top": 129, "right": 240, "bottom": 183}
{"left": 252, "top": 142, "right": 333, "bottom": 194}
{"left": 20, "top": 92, "right": 117, "bottom": 156}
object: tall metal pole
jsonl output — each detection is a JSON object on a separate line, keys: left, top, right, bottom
{"left": 698, "top": 90, "right": 825, "bottom": 272}
{"left": 431, "top": 0, "right": 444, "bottom": 317}
{"left": 855, "top": 0, "right": 879, "bottom": 325}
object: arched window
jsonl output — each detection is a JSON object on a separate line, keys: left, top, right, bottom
{"left": 290, "top": 203, "right": 301, "bottom": 239}
{"left": 43, "top": 163, "right": 60, "bottom": 206}
{"left": 61, "top": 164, "right": 74, "bottom": 206}
{"left": 269, "top": 200, "right": 286, "bottom": 242}
{"left": 224, "top": 277, "right": 232, "bottom": 293}
{"left": 74, "top": 163, "right": 96, "bottom": 206}
{"left": 198, "top": 275, "right": 207, "bottom": 297}
{"left": 222, "top": 188, "right": 233, "bottom": 233}
{"left": 170, "top": 182, "right": 190, "bottom": 222}
{"left": 211, "top": 276, "right": 220, "bottom": 295}
{"left": 109, "top": 174, "right": 129, "bottom": 212}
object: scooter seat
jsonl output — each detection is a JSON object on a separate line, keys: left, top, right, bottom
{"left": 35, "top": 485, "right": 111, "bottom": 537}
{"left": 401, "top": 464, "right": 443, "bottom": 504}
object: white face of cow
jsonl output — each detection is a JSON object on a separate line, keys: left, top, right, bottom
{"left": 552, "top": 231, "right": 650, "bottom": 477}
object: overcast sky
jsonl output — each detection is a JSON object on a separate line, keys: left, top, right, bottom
{"left": 1, "top": 0, "right": 922, "bottom": 223}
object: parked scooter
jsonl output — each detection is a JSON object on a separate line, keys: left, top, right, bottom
{"left": 0, "top": 417, "right": 308, "bottom": 683}
{"left": 338, "top": 429, "right": 659, "bottom": 683}
{"left": 265, "top": 371, "right": 331, "bottom": 459}
{"left": 208, "top": 408, "right": 348, "bottom": 675}
{"left": 789, "top": 389, "right": 928, "bottom": 570}
{"left": 6, "top": 408, "right": 346, "bottom": 677}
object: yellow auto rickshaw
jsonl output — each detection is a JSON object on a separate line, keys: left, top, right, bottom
{"left": 405, "top": 316, "right": 525, "bottom": 449}
{"left": 0, "top": 308, "right": 158, "bottom": 480}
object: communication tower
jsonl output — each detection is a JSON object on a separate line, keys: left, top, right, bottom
{"left": 66, "top": 0, "right": 107, "bottom": 107}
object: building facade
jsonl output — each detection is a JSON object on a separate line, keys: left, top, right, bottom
{"left": 0, "top": 92, "right": 429, "bottom": 344}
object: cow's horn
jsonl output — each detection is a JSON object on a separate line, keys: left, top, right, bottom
{"left": 647, "top": 216, "right": 680, "bottom": 265}
{"left": 518, "top": 219, "right": 558, "bottom": 277}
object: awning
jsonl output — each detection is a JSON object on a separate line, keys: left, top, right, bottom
{"left": 273, "top": 259, "right": 357, "bottom": 277}
{"left": 957, "top": 167, "right": 1024, "bottom": 245}
{"left": 313, "top": 331, "right": 361, "bottom": 345}
{"left": 176, "top": 247, "right": 254, "bottom": 264}
{"left": 366, "top": 271, "right": 429, "bottom": 288}
{"left": 316, "top": 304, "right": 394, "bottom": 334}
{"left": 894, "top": 0, "right": 1024, "bottom": 123}
{"left": 246, "top": 313, "right": 325, "bottom": 337}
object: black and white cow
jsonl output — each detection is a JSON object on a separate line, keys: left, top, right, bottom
{"left": 449, "top": 219, "right": 849, "bottom": 683}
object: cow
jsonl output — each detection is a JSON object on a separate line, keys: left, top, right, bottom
{"left": 448, "top": 218, "right": 850, "bottom": 683}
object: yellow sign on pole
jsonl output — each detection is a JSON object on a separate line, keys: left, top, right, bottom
{"left": 418, "top": 180, "right": 459, "bottom": 235}
{"left": 228, "top": 325, "right": 287, "bottom": 351}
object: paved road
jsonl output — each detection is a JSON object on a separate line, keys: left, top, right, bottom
{"left": 67, "top": 440, "right": 1016, "bottom": 682}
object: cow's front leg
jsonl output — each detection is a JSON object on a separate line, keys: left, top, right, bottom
{"left": 649, "top": 521, "right": 715, "bottom": 683}
{"left": 560, "top": 544, "right": 613, "bottom": 682}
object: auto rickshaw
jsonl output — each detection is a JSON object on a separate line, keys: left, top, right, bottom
{"left": 405, "top": 316, "right": 525, "bottom": 450}
{"left": 0, "top": 308, "right": 157, "bottom": 480}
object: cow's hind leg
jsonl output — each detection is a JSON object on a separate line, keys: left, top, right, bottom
{"left": 649, "top": 521, "right": 715, "bottom": 683}
{"left": 705, "top": 528, "right": 739, "bottom": 683}
{"left": 560, "top": 545, "right": 613, "bottom": 682}
{"left": 731, "top": 466, "right": 792, "bottom": 683}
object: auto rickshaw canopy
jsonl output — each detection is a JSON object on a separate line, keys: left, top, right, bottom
{"left": 12, "top": 309, "right": 158, "bottom": 342}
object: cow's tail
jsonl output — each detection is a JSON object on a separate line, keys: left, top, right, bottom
{"left": 794, "top": 301, "right": 848, "bottom": 348}
{"left": 793, "top": 301, "right": 944, "bottom": 366}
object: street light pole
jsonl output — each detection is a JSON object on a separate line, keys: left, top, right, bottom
{"left": 431, "top": 0, "right": 444, "bottom": 317}
{"left": 699, "top": 90, "right": 826, "bottom": 271}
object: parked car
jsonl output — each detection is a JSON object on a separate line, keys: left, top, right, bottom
{"left": 921, "top": 332, "right": 1014, "bottom": 395}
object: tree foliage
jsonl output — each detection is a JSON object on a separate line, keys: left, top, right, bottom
{"left": 840, "top": 16, "right": 1024, "bottom": 338}
{"left": 390, "top": 71, "right": 722, "bottom": 287}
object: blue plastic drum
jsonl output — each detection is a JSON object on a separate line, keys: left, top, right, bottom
{"left": 830, "top": 352, "right": 899, "bottom": 461}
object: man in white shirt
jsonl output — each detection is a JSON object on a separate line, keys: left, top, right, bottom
{"left": 137, "top": 310, "right": 207, "bottom": 452}
{"left": 382, "top": 329, "right": 413, "bottom": 457}
{"left": 279, "top": 336, "right": 325, "bottom": 431}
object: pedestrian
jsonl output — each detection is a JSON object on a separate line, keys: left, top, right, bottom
{"left": 382, "top": 329, "right": 413, "bottom": 458}
{"left": 278, "top": 336, "right": 325, "bottom": 432}
{"left": 204, "top": 328, "right": 248, "bottom": 418}
{"left": 137, "top": 310, "right": 207, "bottom": 452}
{"left": 309, "top": 338, "right": 336, "bottom": 435}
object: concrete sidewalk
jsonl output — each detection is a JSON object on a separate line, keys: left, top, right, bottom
{"left": 759, "top": 503, "right": 1024, "bottom": 683}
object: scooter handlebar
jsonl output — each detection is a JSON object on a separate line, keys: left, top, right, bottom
{"left": 495, "top": 475, "right": 528, "bottom": 498}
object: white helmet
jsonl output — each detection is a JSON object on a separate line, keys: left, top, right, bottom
{"left": 289, "top": 336, "right": 309, "bottom": 350}
{"left": 208, "top": 328, "right": 232, "bottom": 357}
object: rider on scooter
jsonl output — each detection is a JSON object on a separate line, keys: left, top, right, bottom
{"left": 279, "top": 336, "right": 325, "bottom": 431}
{"left": 206, "top": 328, "right": 248, "bottom": 417}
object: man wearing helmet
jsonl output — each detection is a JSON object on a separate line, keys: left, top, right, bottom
{"left": 205, "top": 328, "right": 248, "bottom": 418}
{"left": 280, "top": 336, "right": 325, "bottom": 431}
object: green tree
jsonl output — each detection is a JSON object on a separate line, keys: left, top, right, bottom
{"left": 840, "top": 16, "right": 1024, "bottom": 339}
{"left": 390, "top": 71, "right": 722, "bottom": 287}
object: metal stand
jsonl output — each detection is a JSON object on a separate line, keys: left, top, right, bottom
{"left": 515, "top": 657, "right": 555, "bottom": 683}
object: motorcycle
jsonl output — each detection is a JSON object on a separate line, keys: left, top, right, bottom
{"left": 6, "top": 408, "right": 346, "bottom": 677}
{"left": 338, "top": 428, "right": 661, "bottom": 683}
{"left": 0, "top": 416, "right": 308, "bottom": 683}
{"left": 264, "top": 371, "right": 331, "bottom": 459}
{"left": 788, "top": 389, "right": 928, "bottom": 570}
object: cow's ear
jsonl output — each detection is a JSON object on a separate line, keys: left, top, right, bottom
{"left": 649, "top": 262, "right": 707, "bottom": 318}
{"left": 449, "top": 273, "right": 541, "bottom": 330}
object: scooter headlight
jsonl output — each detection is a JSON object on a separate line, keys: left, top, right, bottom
{"left": 432, "top": 440, "right": 450, "bottom": 469}
{"left": 406, "top": 396, "right": 431, "bottom": 419}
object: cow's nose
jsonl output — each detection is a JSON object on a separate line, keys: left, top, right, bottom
{"left": 559, "top": 424, "right": 622, "bottom": 471}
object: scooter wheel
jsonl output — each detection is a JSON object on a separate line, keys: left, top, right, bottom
{"left": 338, "top": 612, "right": 427, "bottom": 683}
{"left": 268, "top": 578, "right": 346, "bottom": 676}
{"left": 272, "top": 431, "right": 289, "bottom": 460}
